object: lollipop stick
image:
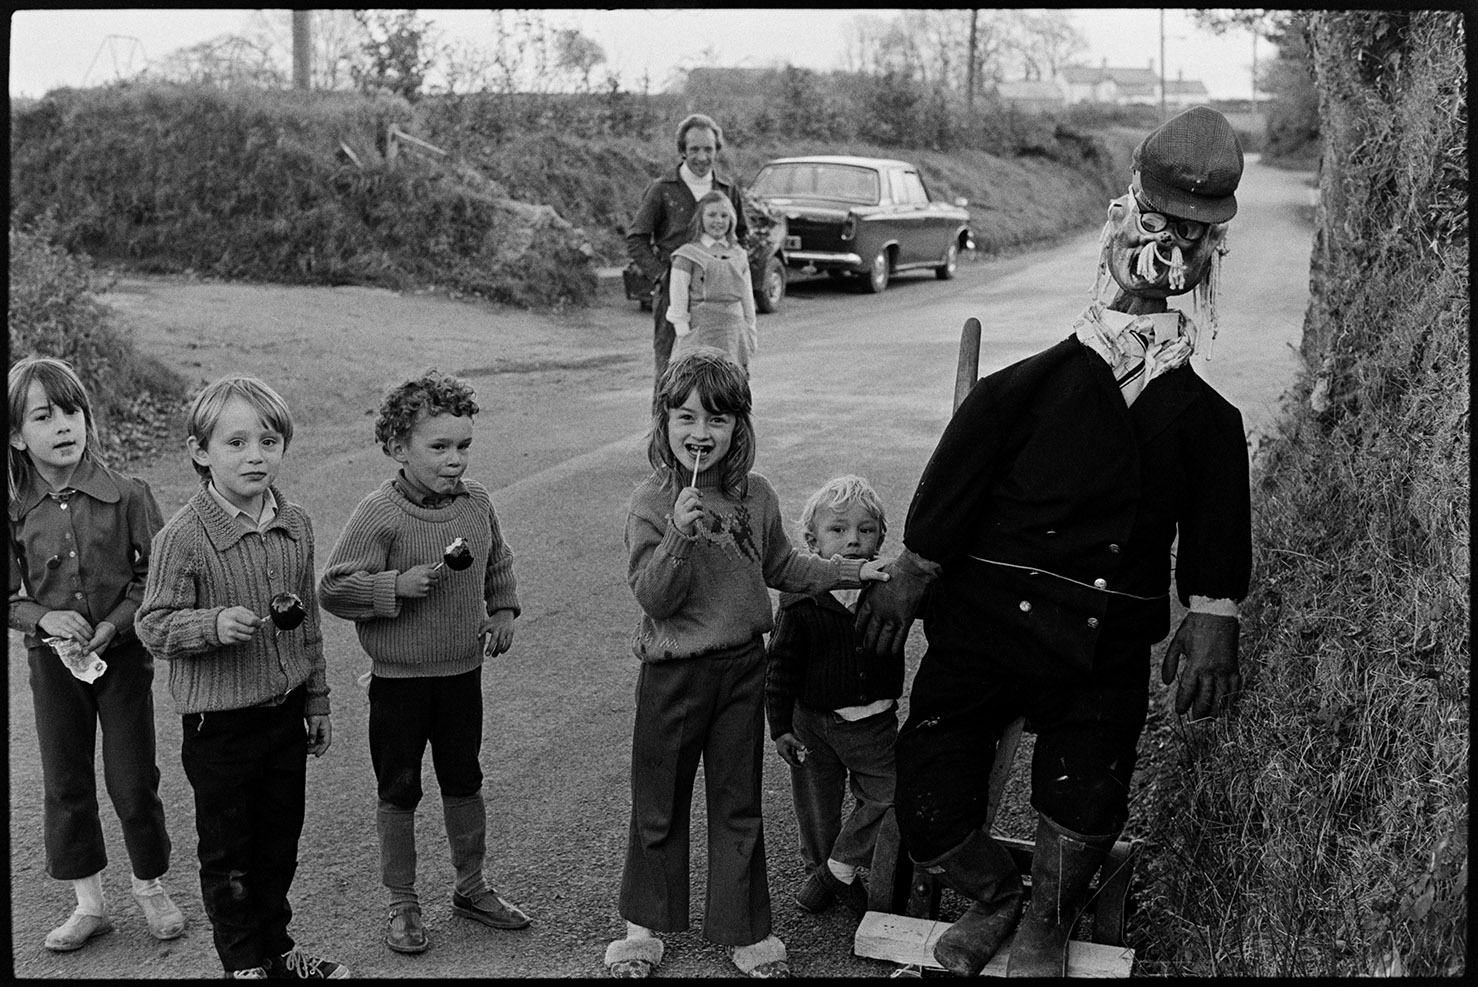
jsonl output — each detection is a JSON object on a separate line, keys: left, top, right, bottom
{"left": 430, "top": 561, "right": 445, "bottom": 573}
{"left": 691, "top": 448, "right": 702, "bottom": 487}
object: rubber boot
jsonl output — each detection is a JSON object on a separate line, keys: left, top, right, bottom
{"left": 1005, "top": 813, "right": 1118, "bottom": 977}
{"left": 913, "top": 825, "right": 1024, "bottom": 977}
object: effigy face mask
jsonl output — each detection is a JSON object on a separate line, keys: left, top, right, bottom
{"left": 1093, "top": 184, "right": 1228, "bottom": 301}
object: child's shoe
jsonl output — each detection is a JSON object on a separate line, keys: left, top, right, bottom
{"left": 267, "top": 945, "right": 349, "bottom": 979}
{"left": 44, "top": 908, "right": 113, "bottom": 952}
{"left": 794, "top": 871, "right": 834, "bottom": 912}
{"left": 132, "top": 881, "right": 187, "bottom": 940}
{"left": 732, "top": 933, "right": 790, "bottom": 978}
{"left": 386, "top": 903, "right": 429, "bottom": 954}
{"left": 226, "top": 967, "right": 269, "bottom": 979}
{"left": 819, "top": 869, "right": 871, "bottom": 918}
{"left": 452, "top": 887, "right": 531, "bottom": 930}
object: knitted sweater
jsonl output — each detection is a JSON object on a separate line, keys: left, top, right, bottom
{"left": 764, "top": 589, "right": 906, "bottom": 739}
{"left": 626, "top": 468, "right": 864, "bottom": 662}
{"left": 317, "top": 478, "right": 519, "bottom": 679}
{"left": 136, "top": 485, "right": 330, "bottom": 717}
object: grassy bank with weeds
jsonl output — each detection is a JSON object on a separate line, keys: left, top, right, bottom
{"left": 1134, "top": 10, "right": 1467, "bottom": 976}
{"left": 9, "top": 84, "right": 597, "bottom": 308}
{"left": 8, "top": 218, "right": 188, "bottom": 467}
{"left": 10, "top": 82, "right": 1137, "bottom": 308}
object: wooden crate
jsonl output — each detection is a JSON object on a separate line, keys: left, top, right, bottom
{"left": 855, "top": 911, "right": 1135, "bottom": 977}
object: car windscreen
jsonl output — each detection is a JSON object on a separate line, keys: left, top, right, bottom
{"left": 751, "top": 163, "right": 880, "bottom": 205}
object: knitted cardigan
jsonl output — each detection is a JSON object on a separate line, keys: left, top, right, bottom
{"left": 764, "top": 589, "right": 906, "bottom": 740}
{"left": 626, "top": 467, "right": 863, "bottom": 663}
{"left": 136, "top": 485, "right": 330, "bottom": 717}
{"left": 317, "top": 478, "right": 519, "bottom": 679}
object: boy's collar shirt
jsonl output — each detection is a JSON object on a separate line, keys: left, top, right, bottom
{"left": 207, "top": 482, "right": 278, "bottom": 534}
{"left": 393, "top": 472, "right": 469, "bottom": 509}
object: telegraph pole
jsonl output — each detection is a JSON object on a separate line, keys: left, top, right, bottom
{"left": 1159, "top": 8, "right": 1166, "bottom": 119}
{"left": 967, "top": 9, "right": 978, "bottom": 114}
{"left": 292, "top": 10, "right": 311, "bottom": 90}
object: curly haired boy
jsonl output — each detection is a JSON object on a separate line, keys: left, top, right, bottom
{"left": 318, "top": 370, "right": 529, "bottom": 955}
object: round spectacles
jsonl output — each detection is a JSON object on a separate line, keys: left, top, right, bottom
{"left": 1134, "top": 204, "right": 1207, "bottom": 241}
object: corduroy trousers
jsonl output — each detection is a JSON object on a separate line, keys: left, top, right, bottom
{"left": 618, "top": 639, "right": 771, "bottom": 947}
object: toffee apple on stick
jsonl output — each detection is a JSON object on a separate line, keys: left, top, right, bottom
{"left": 430, "top": 536, "right": 474, "bottom": 573}
{"left": 261, "top": 591, "right": 306, "bottom": 631}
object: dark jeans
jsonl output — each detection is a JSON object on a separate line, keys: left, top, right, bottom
{"left": 895, "top": 640, "right": 1149, "bottom": 861}
{"left": 180, "top": 686, "right": 307, "bottom": 972}
{"left": 652, "top": 268, "right": 675, "bottom": 393}
{"left": 619, "top": 641, "right": 771, "bottom": 946}
{"left": 788, "top": 701, "right": 898, "bottom": 875}
{"left": 28, "top": 638, "right": 171, "bottom": 881}
{"left": 367, "top": 667, "right": 484, "bottom": 807}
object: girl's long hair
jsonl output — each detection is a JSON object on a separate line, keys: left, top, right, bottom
{"left": 647, "top": 351, "right": 754, "bottom": 499}
{"left": 686, "top": 190, "right": 739, "bottom": 247}
{"left": 8, "top": 357, "right": 102, "bottom": 504}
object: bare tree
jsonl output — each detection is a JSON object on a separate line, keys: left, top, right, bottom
{"left": 1006, "top": 9, "right": 1086, "bottom": 81}
{"left": 153, "top": 34, "right": 285, "bottom": 88}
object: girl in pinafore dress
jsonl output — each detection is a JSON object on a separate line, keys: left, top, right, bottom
{"left": 665, "top": 190, "right": 758, "bottom": 373}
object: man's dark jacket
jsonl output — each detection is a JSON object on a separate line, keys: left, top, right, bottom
{"left": 625, "top": 166, "right": 749, "bottom": 283}
{"left": 903, "top": 334, "right": 1251, "bottom": 677}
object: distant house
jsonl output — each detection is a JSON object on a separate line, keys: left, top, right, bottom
{"left": 1058, "top": 59, "right": 1205, "bottom": 108}
{"left": 1163, "top": 71, "right": 1210, "bottom": 110}
{"left": 995, "top": 78, "right": 1066, "bottom": 114}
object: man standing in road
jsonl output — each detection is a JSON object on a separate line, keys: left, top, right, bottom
{"left": 626, "top": 113, "right": 748, "bottom": 393}
{"left": 856, "top": 106, "right": 1250, "bottom": 978}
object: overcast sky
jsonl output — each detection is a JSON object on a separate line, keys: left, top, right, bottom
{"left": 8, "top": 8, "right": 1262, "bottom": 101}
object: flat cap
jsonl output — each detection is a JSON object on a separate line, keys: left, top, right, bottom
{"left": 1133, "top": 105, "right": 1244, "bottom": 223}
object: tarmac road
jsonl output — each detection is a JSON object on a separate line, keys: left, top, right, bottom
{"left": 6, "top": 156, "right": 1312, "bottom": 978}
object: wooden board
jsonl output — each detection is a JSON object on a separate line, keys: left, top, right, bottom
{"left": 854, "top": 911, "right": 1135, "bottom": 978}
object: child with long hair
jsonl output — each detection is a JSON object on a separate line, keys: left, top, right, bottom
{"left": 604, "top": 352, "right": 889, "bottom": 978}
{"left": 8, "top": 356, "right": 185, "bottom": 952}
{"left": 665, "top": 190, "right": 758, "bottom": 373}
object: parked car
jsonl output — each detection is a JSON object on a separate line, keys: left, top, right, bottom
{"left": 747, "top": 155, "right": 973, "bottom": 293}
{"left": 623, "top": 191, "right": 789, "bottom": 314}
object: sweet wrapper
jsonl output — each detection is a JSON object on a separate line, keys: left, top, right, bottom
{"left": 45, "top": 636, "right": 107, "bottom": 683}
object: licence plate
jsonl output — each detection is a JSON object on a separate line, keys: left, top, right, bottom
{"left": 784, "top": 235, "right": 801, "bottom": 251}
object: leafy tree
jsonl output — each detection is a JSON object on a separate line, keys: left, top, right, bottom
{"left": 351, "top": 8, "right": 435, "bottom": 102}
{"left": 553, "top": 28, "right": 605, "bottom": 92}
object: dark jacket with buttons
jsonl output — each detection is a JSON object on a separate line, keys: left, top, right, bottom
{"left": 904, "top": 334, "right": 1250, "bottom": 677}
{"left": 625, "top": 166, "right": 749, "bottom": 283}
{"left": 765, "top": 590, "right": 905, "bottom": 739}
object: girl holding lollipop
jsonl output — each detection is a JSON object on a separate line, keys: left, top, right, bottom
{"left": 604, "top": 352, "right": 889, "bottom": 978}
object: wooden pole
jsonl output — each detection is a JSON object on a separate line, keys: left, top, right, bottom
{"left": 292, "top": 10, "right": 311, "bottom": 91}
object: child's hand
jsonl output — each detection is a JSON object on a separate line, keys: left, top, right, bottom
{"left": 775, "top": 732, "right": 809, "bottom": 767}
{"left": 395, "top": 563, "right": 443, "bottom": 599}
{"left": 479, "top": 609, "right": 516, "bottom": 658}
{"left": 38, "top": 609, "right": 93, "bottom": 645}
{"left": 84, "top": 620, "right": 117, "bottom": 655}
{"left": 217, "top": 606, "right": 262, "bottom": 645}
{"left": 305, "top": 715, "right": 332, "bottom": 757}
{"left": 860, "top": 558, "right": 893, "bottom": 583}
{"left": 673, "top": 486, "right": 704, "bottom": 536}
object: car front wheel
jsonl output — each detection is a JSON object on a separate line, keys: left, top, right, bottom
{"left": 755, "top": 255, "right": 785, "bottom": 313}
{"left": 936, "top": 241, "right": 958, "bottom": 280}
{"left": 863, "top": 249, "right": 890, "bottom": 293}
